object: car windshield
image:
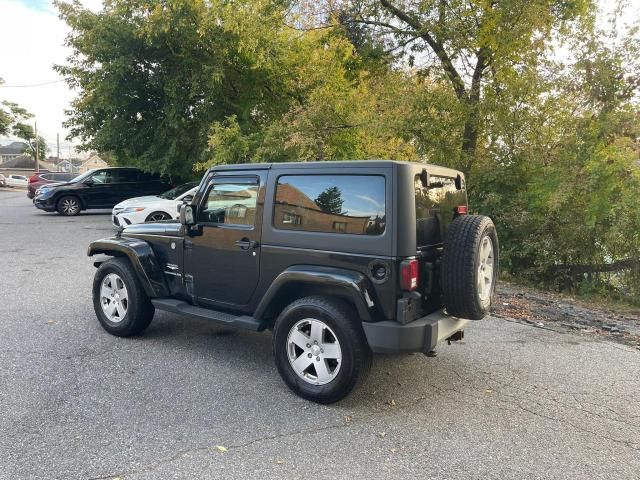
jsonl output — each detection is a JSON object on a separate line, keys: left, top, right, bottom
{"left": 159, "top": 182, "right": 198, "bottom": 200}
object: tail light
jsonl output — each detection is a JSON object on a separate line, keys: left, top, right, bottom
{"left": 400, "top": 258, "right": 419, "bottom": 291}
{"left": 455, "top": 205, "right": 468, "bottom": 215}
{"left": 28, "top": 174, "right": 39, "bottom": 184}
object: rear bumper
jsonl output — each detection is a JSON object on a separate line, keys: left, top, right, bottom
{"left": 362, "top": 310, "right": 469, "bottom": 354}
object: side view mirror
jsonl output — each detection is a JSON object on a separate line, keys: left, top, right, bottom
{"left": 177, "top": 196, "right": 194, "bottom": 213}
{"left": 84, "top": 178, "right": 94, "bottom": 186}
{"left": 180, "top": 204, "right": 195, "bottom": 226}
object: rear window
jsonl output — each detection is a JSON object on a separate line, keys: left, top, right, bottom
{"left": 274, "top": 175, "right": 385, "bottom": 235}
{"left": 415, "top": 174, "right": 466, "bottom": 247}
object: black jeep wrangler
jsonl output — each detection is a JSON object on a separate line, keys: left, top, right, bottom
{"left": 88, "top": 161, "right": 498, "bottom": 403}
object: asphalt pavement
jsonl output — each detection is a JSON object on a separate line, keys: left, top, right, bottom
{"left": 0, "top": 188, "right": 638, "bottom": 480}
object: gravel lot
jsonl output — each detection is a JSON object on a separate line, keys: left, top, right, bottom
{"left": 1, "top": 188, "right": 639, "bottom": 480}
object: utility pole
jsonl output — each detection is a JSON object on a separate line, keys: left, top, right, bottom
{"left": 57, "top": 133, "right": 60, "bottom": 159}
{"left": 34, "top": 122, "right": 39, "bottom": 173}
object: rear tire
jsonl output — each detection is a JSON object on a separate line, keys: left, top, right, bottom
{"left": 57, "top": 195, "right": 81, "bottom": 216}
{"left": 273, "top": 296, "right": 372, "bottom": 404}
{"left": 441, "top": 215, "right": 499, "bottom": 320}
{"left": 92, "top": 257, "right": 155, "bottom": 336}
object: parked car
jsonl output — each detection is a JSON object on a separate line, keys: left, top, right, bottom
{"left": 27, "top": 171, "right": 76, "bottom": 199}
{"left": 34, "top": 167, "right": 173, "bottom": 216}
{"left": 0, "top": 174, "right": 6, "bottom": 187}
{"left": 6, "top": 174, "right": 28, "bottom": 188}
{"left": 112, "top": 182, "right": 199, "bottom": 227}
{"left": 88, "top": 161, "right": 499, "bottom": 404}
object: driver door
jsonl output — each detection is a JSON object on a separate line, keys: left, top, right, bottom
{"left": 188, "top": 174, "right": 264, "bottom": 308}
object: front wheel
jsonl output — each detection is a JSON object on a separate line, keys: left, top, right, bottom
{"left": 57, "top": 195, "right": 81, "bottom": 216}
{"left": 145, "top": 211, "right": 171, "bottom": 222}
{"left": 92, "top": 257, "right": 155, "bottom": 336}
{"left": 273, "top": 296, "right": 372, "bottom": 404}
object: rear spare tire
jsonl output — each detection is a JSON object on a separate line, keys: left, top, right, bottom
{"left": 441, "top": 215, "right": 499, "bottom": 320}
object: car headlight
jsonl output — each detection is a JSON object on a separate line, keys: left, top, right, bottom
{"left": 120, "top": 207, "right": 146, "bottom": 214}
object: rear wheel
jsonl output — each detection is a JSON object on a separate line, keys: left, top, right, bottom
{"left": 273, "top": 296, "right": 372, "bottom": 404}
{"left": 441, "top": 215, "right": 499, "bottom": 320}
{"left": 57, "top": 195, "right": 81, "bottom": 216}
{"left": 92, "top": 257, "right": 155, "bottom": 336}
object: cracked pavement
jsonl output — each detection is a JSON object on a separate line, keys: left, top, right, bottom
{"left": 1, "top": 189, "right": 639, "bottom": 479}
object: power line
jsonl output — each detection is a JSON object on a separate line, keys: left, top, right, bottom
{"left": 0, "top": 79, "right": 66, "bottom": 88}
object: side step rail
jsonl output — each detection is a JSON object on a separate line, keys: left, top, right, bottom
{"left": 151, "top": 298, "right": 265, "bottom": 331}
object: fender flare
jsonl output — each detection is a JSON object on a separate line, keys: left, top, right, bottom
{"left": 254, "top": 265, "right": 374, "bottom": 322}
{"left": 87, "top": 237, "right": 170, "bottom": 298}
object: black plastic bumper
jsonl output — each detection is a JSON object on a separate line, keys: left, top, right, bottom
{"left": 34, "top": 198, "right": 56, "bottom": 211}
{"left": 362, "top": 310, "right": 469, "bottom": 354}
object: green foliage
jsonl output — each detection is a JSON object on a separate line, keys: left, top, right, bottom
{"left": 57, "top": 0, "right": 639, "bottom": 301}
{"left": 315, "top": 186, "right": 345, "bottom": 214}
{"left": 0, "top": 80, "right": 44, "bottom": 159}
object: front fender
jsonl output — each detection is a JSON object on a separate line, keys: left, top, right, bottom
{"left": 254, "top": 265, "right": 375, "bottom": 322}
{"left": 87, "top": 237, "right": 170, "bottom": 298}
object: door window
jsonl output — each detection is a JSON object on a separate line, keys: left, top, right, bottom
{"left": 90, "top": 170, "right": 113, "bottom": 184}
{"left": 198, "top": 180, "right": 258, "bottom": 226}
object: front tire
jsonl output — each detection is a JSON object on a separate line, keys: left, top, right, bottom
{"left": 145, "top": 211, "right": 171, "bottom": 222}
{"left": 273, "top": 296, "right": 372, "bottom": 404}
{"left": 92, "top": 257, "right": 155, "bottom": 336}
{"left": 57, "top": 195, "right": 81, "bottom": 216}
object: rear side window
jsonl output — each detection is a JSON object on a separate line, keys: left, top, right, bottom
{"left": 137, "top": 171, "right": 161, "bottom": 182}
{"left": 415, "top": 174, "right": 466, "bottom": 247}
{"left": 112, "top": 169, "right": 138, "bottom": 183}
{"left": 274, "top": 175, "right": 385, "bottom": 235}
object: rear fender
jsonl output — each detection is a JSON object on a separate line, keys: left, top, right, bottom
{"left": 254, "top": 265, "right": 375, "bottom": 322}
{"left": 88, "top": 237, "right": 169, "bottom": 297}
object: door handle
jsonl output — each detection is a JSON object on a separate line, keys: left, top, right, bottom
{"left": 235, "top": 238, "right": 259, "bottom": 250}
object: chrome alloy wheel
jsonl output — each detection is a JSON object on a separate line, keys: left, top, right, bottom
{"left": 287, "top": 318, "right": 342, "bottom": 385}
{"left": 477, "top": 236, "right": 495, "bottom": 302}
{"left": 61, "top": 198, "right": 79, "bottom": 215}
{"left": 148, "top": 212, "right": 170, "bottom": 221}
{"left": 100, "top": 273, "right": 129, "bottom": 323}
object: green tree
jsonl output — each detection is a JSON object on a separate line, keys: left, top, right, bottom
{"left": 337, "top": 0, "right": 592, "bottom": 173}
{"left": 315, "top": 186, "right": 345, "bottom": 214}
{"left": 0, "top": 79, "right": 46, "bottom": 160}
{"left": 10, "top": 123, "right": 47, "bottom": 161}
{"left": 55, "top": 0, "right": 294, "bottom": 179}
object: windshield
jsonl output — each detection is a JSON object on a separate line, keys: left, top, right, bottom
{"left": 159, "top": 182, "right": 198, "bottom": 200}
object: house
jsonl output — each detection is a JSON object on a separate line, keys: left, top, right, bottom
{"left": 78, "top": 154, "right": 108, "bottom": 173}
{"left": 57, "top": 158, "right": 84, "bottom": 173}
{"left": 0, "top": 141, "right": 29, "bottom": 164}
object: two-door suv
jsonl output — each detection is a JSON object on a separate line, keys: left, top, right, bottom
{"left": 88, "top": 161, "right": 498, "bottom": 403}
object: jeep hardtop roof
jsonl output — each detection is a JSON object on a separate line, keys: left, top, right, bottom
{"left": 209, "top": 160, "right": 463, "bottom": 179}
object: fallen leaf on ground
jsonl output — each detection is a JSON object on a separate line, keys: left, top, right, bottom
{"left": 379, "top": 432, "right": 387, "bottom": 438}
{"left": 276, "top": 458, "right": 285, "bottom": 464}
{"left": 215, "top": 445, "right": 227, "bottom": 453}
{"left": 485, "top": 389, "right": 493, "bottom": 394}
{"left": 47, "top": 320, "right": 55, "bottom": 325}
{"left": 387, "top": 399, "right": 396, "bottom": 407}
{"left": 344, "top": 415, "right": 352, "bottom": 424}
